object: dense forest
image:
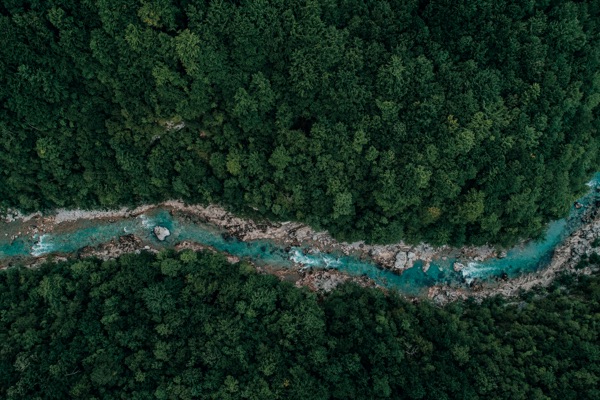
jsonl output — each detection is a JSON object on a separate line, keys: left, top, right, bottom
{"left": 1, "top": 0, "right": 600, "bottom": 245}
{"left": 0, "top": 250, "right": 598, "bottom": 399}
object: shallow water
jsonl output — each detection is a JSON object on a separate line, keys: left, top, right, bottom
{"left": 1, "top": 174, "right": 599, "bottom": 295}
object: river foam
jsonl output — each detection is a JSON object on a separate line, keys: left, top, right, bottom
{"left": 460, "top": 262, "right": 499, "bottom": 284}
{"left": 31, "top": 235, "right": 54, "bottom": 257}
{"left": 138, "top": 214, "right": 154, "bottom": 229}
{"left": 290, "top": 248, "right": 344, "bottom": 270}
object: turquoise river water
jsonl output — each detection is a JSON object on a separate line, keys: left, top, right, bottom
{"left": 1, "top": 174, "right": 600, "bottom": 295}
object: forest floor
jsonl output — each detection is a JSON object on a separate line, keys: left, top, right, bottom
{"left": 2, "top": 200, "right": 599, "bottom": 301}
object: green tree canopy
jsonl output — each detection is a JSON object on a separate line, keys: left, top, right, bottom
{"left": 1, "top": 251, "right": 599, "bottom": 399}
{"left": 1, "top": 0, "right": 599, "bottom": 246}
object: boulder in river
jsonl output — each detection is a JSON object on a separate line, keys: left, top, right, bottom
{"left": 153, "top": 226, "right": 171, "bottom": 241}
{"left": 394, "top": 251, "right": 408, "bottom": 270}
{"left": 453, "top": 262, "right": 466, "bottom": 272}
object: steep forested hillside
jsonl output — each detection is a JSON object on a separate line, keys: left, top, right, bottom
{"left": 1, "top": 251, "right": 599, "bottom": 399}
{"left": 1, "top": 1, "right": 599, "bottom": 245}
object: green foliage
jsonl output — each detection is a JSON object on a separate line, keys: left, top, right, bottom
{"left": 1, "top": 1, "right": 600, "bottom": 246}
{"left": 1, "top": 252, "right": 600, "bottom": 399}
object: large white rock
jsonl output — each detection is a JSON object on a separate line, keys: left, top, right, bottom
{"left": 394, "top": 251, "right": 408, "bottom": 270}
{"left": 153, "top": 226, "right": 171, "bottom": 241}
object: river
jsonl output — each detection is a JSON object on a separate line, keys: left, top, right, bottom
{"left": 1, "top": 174, "right": 599, "bottom": 296}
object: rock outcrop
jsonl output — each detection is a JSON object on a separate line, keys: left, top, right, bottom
{"left": 77, "top": 234, "right": 151, "bottom": 261}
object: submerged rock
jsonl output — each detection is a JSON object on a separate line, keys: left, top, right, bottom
{"left": 153, "top": 226, "right": 171, "bottom": 241}
{"left": 422, "top": 262, "right": 430, "bottom": 273}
